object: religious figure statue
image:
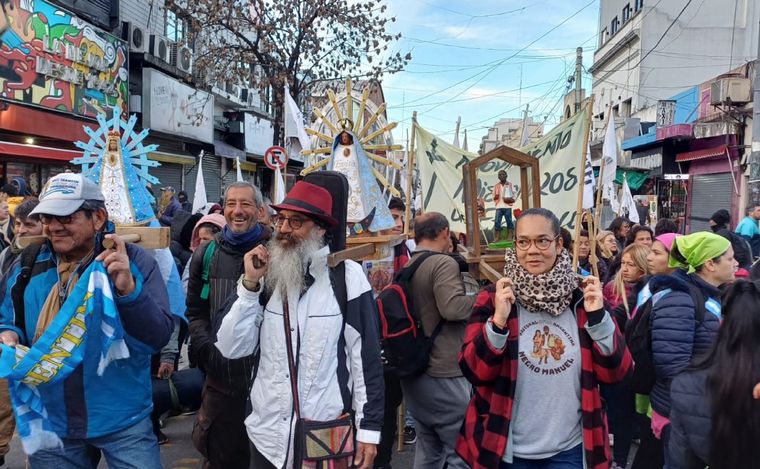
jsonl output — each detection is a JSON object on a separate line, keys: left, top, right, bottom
{"left": 328, "top": 126, "right": 394, "bottom": 232}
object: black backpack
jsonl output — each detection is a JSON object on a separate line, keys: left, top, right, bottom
{"left": 624, "top": 281, "right": 707, "bottom": 394}
{"left": 376, "top": 252, "right": 444, "bottom": 378}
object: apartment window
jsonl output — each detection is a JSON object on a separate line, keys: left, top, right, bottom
{"left": 622, "top": 4, "right": 632, "bottom": 22}
{"left": 634, "top": 0, "right": 643, "bottom": 12}
{"left": 610, "top": 16, "right": 620, "bottom": 35}
{"left": 600, "top": 27, "right": 608, "bottom": 46}
{"left": 166, "top": 9, "right": 186, "bottom": 43}
{"left": 621, "top": 98, "right": 632, "bottom": 118}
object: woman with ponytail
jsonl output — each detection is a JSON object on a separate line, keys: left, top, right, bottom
{"left": 668, "top": 279, "right": 760, "bottom": 468}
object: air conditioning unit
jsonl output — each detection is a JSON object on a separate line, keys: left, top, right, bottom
{"left": 129, "top": 95, "right": 142, "bottom": 113}
{"left": 710, "top": 77, "right": 751, "bottom": 105}
{"left": 123, "top": 22, "right": 148, "bottom": 53}
{"left": 226, "top": 82, "right": 242, "bottom": 99}
{"left": 171, "top": 43, "right": 193, "bottom": 74}
{"left": 149, "top": 35, "right": 171, "bottom": 64}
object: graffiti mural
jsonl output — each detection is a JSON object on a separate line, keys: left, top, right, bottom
{"left": 0, "top": 0, "right": 128, "bottom": 119}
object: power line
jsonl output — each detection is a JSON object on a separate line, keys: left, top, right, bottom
{"left": 630, "top": 0, "right": 695, "bottom": 69}
{"left": 400, "top": 0, "right": 596, "bottom": 110}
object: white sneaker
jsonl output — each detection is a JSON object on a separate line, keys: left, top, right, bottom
{"left": 608, "top": 433, "right": 615, "bottom": 447}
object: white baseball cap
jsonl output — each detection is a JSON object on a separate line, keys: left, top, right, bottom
{"left": 31, "top": 173, "right": 105, "bottom": 217}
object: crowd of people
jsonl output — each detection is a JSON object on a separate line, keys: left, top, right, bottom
{"left": 0, "top": 173, "right": 756, "bottom": 469}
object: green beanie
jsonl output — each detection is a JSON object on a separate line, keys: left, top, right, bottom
{"left": 668, "top": 231, "right": 731, "bottom": 274}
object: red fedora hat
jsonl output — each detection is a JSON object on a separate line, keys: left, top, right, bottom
{"left": 270, "top": 181, "right": 338, "bottom": 227}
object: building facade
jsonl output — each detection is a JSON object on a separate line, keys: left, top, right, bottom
{"left": 479, "top": 117, "right": 544, "bottom": 154}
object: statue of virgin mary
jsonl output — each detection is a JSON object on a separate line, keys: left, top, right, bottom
{"left": 328, "top": 127, "right": 394, "bottom": 232}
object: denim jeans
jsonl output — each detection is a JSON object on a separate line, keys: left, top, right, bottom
{"left": 28, "top": 416, "right": 161, "bottom": 469}
{"left": 494, "top": 208, "right": 514, "bottom": 231}
{"left": 500, "top": 444, "right": 584, "bottom": 469}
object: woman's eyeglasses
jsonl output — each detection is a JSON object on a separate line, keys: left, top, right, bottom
{"left": 515, "top": 235, "right": 559, "bottom": 251}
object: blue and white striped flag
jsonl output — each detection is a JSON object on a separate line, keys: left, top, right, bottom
{"left": 0, "top": 261, "right": 128, "bottom": 454}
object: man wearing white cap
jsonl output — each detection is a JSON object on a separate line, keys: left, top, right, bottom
{"left": 0, "top": 173, "right": 173, "bottom": 468}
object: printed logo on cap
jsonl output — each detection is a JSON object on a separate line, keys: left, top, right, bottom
{"left": 42, "top": 176, "right": 81, "bottom": 199}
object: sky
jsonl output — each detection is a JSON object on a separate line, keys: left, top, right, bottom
{"left": 380, "top": 0, "right": 601, "bottom": 149}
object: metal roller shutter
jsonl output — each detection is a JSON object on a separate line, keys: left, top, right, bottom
{"left": 186, "top": 153, "right": 222, "bottom": 204}
{"left": 689, "top": 173, "right": 733, "bottom": 232}
{"left": 151, "top": 163, "right": 183, "bottom": 192}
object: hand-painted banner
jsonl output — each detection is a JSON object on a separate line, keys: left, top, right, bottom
{"left": 415, "top": 107, "right": 590, "bottom": 233}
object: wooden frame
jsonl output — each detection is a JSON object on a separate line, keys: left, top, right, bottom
{"left": 462, "top": 145, "right": 541, "bottom": 262}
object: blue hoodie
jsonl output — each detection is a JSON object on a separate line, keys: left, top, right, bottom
{"left": 0, "top": 241, "right": 173, "bottom": 439}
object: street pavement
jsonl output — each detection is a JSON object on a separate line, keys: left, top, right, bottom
{"left": 3, "top": 413, "right": 417, "bottom": 469}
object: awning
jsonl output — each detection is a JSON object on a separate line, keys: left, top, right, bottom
{"left": 0, "top": 141, "right": 82, "bottom": 162}
{"left": 236, "top": 160, "right": 257, "bottom": 172}
{"left": 675, "top": 144, "right": 728, "bottom": 163}
{"left": 592, "top": 168, "right": 649, "bottom": 190}
{"left": 214, "top": 139, "right": 246, "bottom": 160}
{"left": 148, "top": 151, "right": 196, "bottom": 165}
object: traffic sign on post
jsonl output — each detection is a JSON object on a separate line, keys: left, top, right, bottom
{"left": 264, "top": 146, "right": 288, "bottom": 170}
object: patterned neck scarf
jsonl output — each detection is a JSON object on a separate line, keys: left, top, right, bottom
{"left": 503, "top": 248, "right": 578, "bottom": 316}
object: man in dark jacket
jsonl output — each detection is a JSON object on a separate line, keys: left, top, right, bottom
{"left": 649, "top": 232, "right": 733, "bottom": 464}
{"left": 158, "top": 186, "right": 182, "bottom": 226}
{"left": 709, "top": 209, "right": 752, "bottom": 269}
{"left": 186, "top": 181, "right": 270, "bottom": 469}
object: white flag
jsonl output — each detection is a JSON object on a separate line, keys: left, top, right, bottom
{"left": 273, "top": 165, "right": 286, "bottom": 204}
{"left": 600, "top": 115, "right": 618, "bottom": 186}
{"left": 192, "top": 151, "right": 208, "bottom": 213}
{"left": 462, "top": 129, "right": 469, "bottom": 152}
{"left": 582, "top": 147, "right": 595, "bottom": 209}
{"left": 284, "top": 85, "right": 311, "bottom": 159}
{"left": 236, "top": 156, "right": 243, "bottom": 182}
{"left": 622, "top": 175, "right": 639, "bottom": 223}
{"left": 453, "top": 116, "right": 461, "bottom": 148}
{"left": 603, "top": 182, "right": 619, "bottom": 214}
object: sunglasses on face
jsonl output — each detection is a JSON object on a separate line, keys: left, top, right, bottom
{"left": 39, "top": 210, "right": 84, "bottom": 225}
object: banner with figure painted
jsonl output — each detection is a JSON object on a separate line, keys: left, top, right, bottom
{"left": 415, "top": 107, "right": 590, "bottom": 233}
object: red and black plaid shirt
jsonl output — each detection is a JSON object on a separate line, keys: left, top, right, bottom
{"left": 456, "top": 285, "right": 633, "bottom": 469}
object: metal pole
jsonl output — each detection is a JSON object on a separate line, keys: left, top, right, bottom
{"left": 575, "top": 47, "right": 583, "bottom": 113}
{"left": 749, "top": 20, "right": 760, "bottom": 208}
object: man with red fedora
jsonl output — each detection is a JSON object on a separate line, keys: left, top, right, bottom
{"left": 216, "top": 181, "right": 384, "bottom": 469}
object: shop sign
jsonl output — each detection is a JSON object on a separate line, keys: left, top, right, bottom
{"left": 244, "top": 113, "right": 275, "bottom": 156}
{"left": 0, "top": 0, "right": 128, "bottom": 119}
{"left": 664, "top": 174, "right": 689, "bottom": 180}
{"left": 142, "top": 68, "right": 214, "bottom": 143}
{"left": 630, "top": 147, "right": 662, "bottom": 170}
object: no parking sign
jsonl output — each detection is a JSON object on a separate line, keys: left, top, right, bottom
{"left": 264, "top": 146, "right": 288, "bottom": 170}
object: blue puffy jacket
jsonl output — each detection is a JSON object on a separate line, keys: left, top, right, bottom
{"left": 668, "top": 368, "right": 712, "bottom": 469}
{"left": 0, "top": 239, "right": 173, "bottom": 439}
{"left": 649, "top": 270, "right": 720, "bottom": 418}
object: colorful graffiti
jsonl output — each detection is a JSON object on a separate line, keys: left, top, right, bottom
{"left": 0, "top": 0, "right": 128, "bottom": 119}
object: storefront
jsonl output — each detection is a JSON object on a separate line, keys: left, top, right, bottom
{"left": 677, "top": 137, "right": 740, "bottom": 233}
{"left": 0, "top": 0, "right": 127, "bottom": 193}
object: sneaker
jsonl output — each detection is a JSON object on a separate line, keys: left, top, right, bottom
{"left": 403, "top": 426, "right": 417, "bottom": 445}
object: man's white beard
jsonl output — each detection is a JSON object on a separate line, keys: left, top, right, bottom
{"left": 265, "top": 228, "right": 325, "bottom": 299}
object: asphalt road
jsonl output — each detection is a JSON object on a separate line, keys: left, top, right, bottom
{"left": 3, "top": 413, "right": 417, "bottom": 469}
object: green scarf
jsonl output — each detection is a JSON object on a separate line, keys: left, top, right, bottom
{"left": 669, "top": 232, "right": 730, "bottom": 273}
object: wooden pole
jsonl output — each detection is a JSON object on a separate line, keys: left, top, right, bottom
{"left": 594, "top": 110, "right": 613, "bottom": 232}
{"left": 586, "top": 209, "right": 599, "bottom": 278}
{"left": 572, "top": 100, "right": 594, "bottom": 272}
{"left": 405, "top": 112, "right": 417, "bottom": 236}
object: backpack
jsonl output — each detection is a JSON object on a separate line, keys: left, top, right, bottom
{"left": 624, "top": 281, "right": 707, "bottom": 395}
{"left": 10, "top": 243, "right": 44, "bottom": 335}
{"left": 376, "top": 251, "right": 445, "bottom": 378}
